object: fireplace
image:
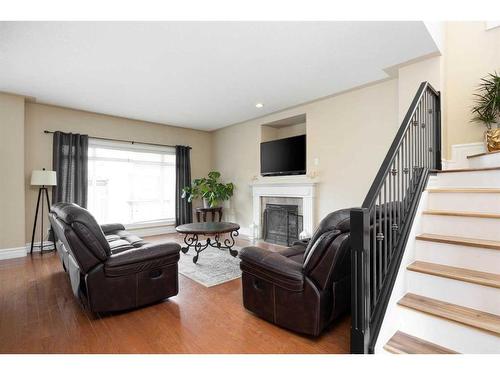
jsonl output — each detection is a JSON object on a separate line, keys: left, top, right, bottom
{"left": 250, "top": 178, "right": 316, "bottom": 242}
{"left": 263, "top": 204, "right": 303, "bottom": 246}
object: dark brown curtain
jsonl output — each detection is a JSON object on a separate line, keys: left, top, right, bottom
{"left": 175, "top": 145, "right": 192, "bottom": 225}
{"left": 52, "top": 131, "right": 89, "bottom": 207}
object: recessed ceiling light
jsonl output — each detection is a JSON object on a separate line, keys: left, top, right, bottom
{"left": 255, "top": 103, "right": 264, "bottom": 108}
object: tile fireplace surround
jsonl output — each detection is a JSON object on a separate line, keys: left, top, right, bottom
{"left": 250, "top": 176, "right": 317, "bottom": 241}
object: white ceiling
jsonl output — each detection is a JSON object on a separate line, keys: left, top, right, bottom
{"left": 0, "top": 22, "right": 439, "bottom": 131}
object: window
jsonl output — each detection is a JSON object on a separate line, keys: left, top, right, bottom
{"left": 87, "top": 139, "right": 176, "bottom": 226}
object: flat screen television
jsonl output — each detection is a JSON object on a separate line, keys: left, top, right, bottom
{"left": 260, "top": 134, "right": 306, "bottom": 176}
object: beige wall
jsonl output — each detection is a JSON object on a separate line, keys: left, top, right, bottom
{"left": 24, "top": 103, "right": 212, "bottom": 243}
{"left": 0, "top": 93, "right": 26, "bottom": 249}
{"left": 276, "top": 122, "right": 306, "bottom": 139}
{"left": 213, "top": 79, "right": 399, "bottom": 231}
{"left": 398, "top": 55, "right": 443, "bottom": 123}
{"left": 261, "top": 122, "right": 306, "bottom": 142}
{"left": 444, "top": 22, "right": 500, "bottom": 156}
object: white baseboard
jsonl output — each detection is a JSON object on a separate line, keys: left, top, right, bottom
{"left": 0, "top": 246, "right": 27, "bottom": 260}
{"left": 238, "top": 226, "right": 253, "bottom": 239}
{"left": 441, "top": 159, "right": 455, "bottom": 170}
{"left": 25, "top": 241, "right": 56, "bottom": 254}
{"left": 444, "top": 142, "right": 485, "bottom": 169}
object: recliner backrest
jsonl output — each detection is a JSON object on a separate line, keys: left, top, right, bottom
{"left": 50, "top": 202, "right": 111, "bottom": 273}
{"left": 302, "top": 208, "right": 352, "bottom": 290}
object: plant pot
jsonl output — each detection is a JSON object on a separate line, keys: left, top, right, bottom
{"left": 202, "top": 198, "right": 220, "bottom": 208}
{"left": 485, "top": 128, "right": 500, "bottom": 152}
{"left": 202, "top": 198, "right": 210, "bottom": 208}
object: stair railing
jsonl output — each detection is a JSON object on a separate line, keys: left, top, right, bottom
{"left": 350, "top": 82, "right": 441, "bottom": 353}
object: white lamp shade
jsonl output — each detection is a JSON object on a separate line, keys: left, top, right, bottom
{"left": 31, "top": 170, "right": 57, "bottom": 186}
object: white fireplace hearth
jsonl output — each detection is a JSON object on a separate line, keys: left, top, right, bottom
{"left": 250, "top": 176, "right": 317, "bottom": 241}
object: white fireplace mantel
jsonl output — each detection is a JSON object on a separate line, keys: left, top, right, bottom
{"left": 250, "top": 176, "right": 317, "bottom": 240}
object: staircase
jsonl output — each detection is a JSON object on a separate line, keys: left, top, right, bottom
{"left": 380, "top": 161, "right": 500, "bottom": 354}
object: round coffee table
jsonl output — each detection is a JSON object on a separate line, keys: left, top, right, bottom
{"left": 175, "top": 222, "right": 240, "bottom": 264}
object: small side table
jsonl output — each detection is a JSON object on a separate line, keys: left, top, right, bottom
{"left": 195, "top": 206, "right": 223, "bottom": 222}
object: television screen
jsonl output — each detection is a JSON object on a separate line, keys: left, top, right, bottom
{"left": 260, "top": 135, "right": 306, "bottom": 176}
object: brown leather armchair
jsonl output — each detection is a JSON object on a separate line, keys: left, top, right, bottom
{"left": 239, "top": 209, "right": 352, "bottom": 336}
{"left": 49, "top": 202, "right": 181, "bottom": 313}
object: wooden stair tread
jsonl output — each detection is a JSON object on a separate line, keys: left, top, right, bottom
{"left": 398, "top": 293, "right": 500, "bottom": 336}
{"left": 384, "top": 331, "right": 458, "bottom": 354}
{"left": 408, "top": 261, "right": 500, "bottom": 289}
{"left": 422, "top": 210, "right": 500, "bottom": 219}
{"left": 427, "top": 188, "right": 500, "bottom": 193}
{"left": 416, "top": 233, "right": 500, "bottom": 251}
{"left": 433, "top": 166, "right": 500, "bottom": 173}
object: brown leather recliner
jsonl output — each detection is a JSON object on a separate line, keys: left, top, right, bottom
{"left": 239, "top": 208, "right": 352, "bottom": 336}
{"left": 49, "top": 202, "right": 181, "bottom": 313}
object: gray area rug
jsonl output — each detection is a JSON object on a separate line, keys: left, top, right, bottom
{"left": 178, "top": 245, "right": 243, "bottom": 287}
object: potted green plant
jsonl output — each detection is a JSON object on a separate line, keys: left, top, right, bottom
{"left": 471, "top": 72, "right": 500, "bottom": 152}
{"left": 182, "top": 171, "right": 234, "bottom": 208}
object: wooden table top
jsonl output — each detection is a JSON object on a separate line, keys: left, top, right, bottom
{"left": 175, "top": 221, "right": 240, "bottom": 235}
{"left": 195, "top": 207, "right": 222, "bottom": 212}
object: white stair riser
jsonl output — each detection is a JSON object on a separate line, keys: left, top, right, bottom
{"left": 468, "top": 153, "right": 500, "bottom": 169}
{"left": 427, "top": 192, "right": 500, "bottom": 213}
{"left": 398, "top": 306, "right": 500, "bottom": 353}
{"left": 415, "top": 240, "right": 500, "bottom": 274}
{"left": 421, "top": 214, "right": 500, "bottom": 241}
{"left": 407, "top": 272, "right": 500, "bottom": 315}
{"left": 434, "top": 170, "right": 500, "bottom": 188}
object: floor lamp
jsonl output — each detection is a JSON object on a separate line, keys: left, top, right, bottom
{"left": 30, "top": 169, "right": 57, "bottom": 254}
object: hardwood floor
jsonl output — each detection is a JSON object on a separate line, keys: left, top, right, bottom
{"left": 0, "top": 233, "right": 350, "bottom": 354}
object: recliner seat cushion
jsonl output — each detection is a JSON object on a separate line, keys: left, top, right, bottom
{"left": 240, "top": 246, "right": 304, "bottom": 291}
{"left": 105, "top": 229, "right": 147, "bottom": 254}
{"left": 113, "top": 230, "right": 146, "bottom": 247}
{"left": 278, "top": 242, "right": 307, "bottom": 264}
{"left": 108, "top": 239, "right": 135, "bottom": 254}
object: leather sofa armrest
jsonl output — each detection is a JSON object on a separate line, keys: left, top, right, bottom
{"left": 100, "top": 223, "right": 125, "bottom": 234}
{"left": 106, "top": 242, "right": 180, "bottom": 268}
{"left": 239, "top": 246, "right": 304, "bottom": 291}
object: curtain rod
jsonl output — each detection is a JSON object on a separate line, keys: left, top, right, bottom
{"left": 43, "top": 130, "right": 191, "bottom": 149}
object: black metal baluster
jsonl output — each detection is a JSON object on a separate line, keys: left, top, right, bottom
{"left": 424, "top": 93, "right": 428, "bottom": 168}
{"left": 419, "top": 101, "right": 422, "bottom": 168}
{"left": 405, "top": 130, "right": 409, "bottom": 212}
{"left": 388, "top": 171, "right": 392, "bottom": 267}
{"left": 396, "top": 150, "right": 400, "bottom": 249}
{"left": 411, "top": 113, "right": 415, "bottom": 189}
{"left": 383, "top": 185, "right": 388, "bottom": 275}
{"left": 372, "top": 206, "right": 376, "bottom": 307}
{"left": 377, "top": 192, "right": 383, "bottom": 298}
{"left": 431, "top": 94, "right": 435, "bottom": 168}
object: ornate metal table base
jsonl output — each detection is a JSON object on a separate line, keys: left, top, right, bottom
{"left": 181, "top": 231, "right": 239, "bottom": 264}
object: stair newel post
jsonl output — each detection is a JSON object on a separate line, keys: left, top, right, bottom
{"left": 350, "top": 207, "right": 371, "bottom": 354}
{"left": 434, "top": 91, "right": 442, "bottom": 171}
